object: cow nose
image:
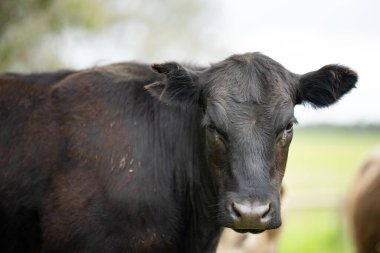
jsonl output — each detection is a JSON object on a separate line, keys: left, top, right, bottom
{"left": 229, "top": 200, "right": 273, "bottom": 230}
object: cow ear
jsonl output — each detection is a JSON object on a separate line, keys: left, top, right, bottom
{"left": 296, "top": 65, "right": 357, "bottom": 107}
{"left": 144, "top": 62, "right": 200, "bottom": 107}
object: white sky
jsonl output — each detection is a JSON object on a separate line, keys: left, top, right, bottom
{"left": 59, "top": 0, "right": 380, "bottom": 125}
{"left": 217, "top": 0, "right": 380, "bottom": 125}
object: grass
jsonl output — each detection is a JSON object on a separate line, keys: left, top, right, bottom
{"left": 279, "top": 126, "right": 380, "bottom": 253}
{"left": 280, "top": 208, "right": 353, "bottom": 253}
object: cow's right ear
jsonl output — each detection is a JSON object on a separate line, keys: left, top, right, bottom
{"left": 145, "top": 62, "right": 201, "bottom": 107}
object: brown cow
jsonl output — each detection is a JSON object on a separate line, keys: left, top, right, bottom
{"left": 346, "top": 147, "right": 380, "bottom": 253}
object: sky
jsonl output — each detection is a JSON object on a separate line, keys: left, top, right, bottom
{"left": 216, "top": 0, "right": 380, "bottom": 125}
{"left": 59, "top": 0, "right": 380, "bottom": 125}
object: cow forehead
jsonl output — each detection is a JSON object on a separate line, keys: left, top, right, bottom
{"left": 203, "top": 52, "right": 297, "bottom": 106}
{"left": 205, "top": 98, "right": 294, "bottom": 134}
{"left": 203, "top": 53, "right": 296, "bottom": 128}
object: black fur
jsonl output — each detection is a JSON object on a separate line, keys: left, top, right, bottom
{"left": 297, "top": 64, "right": 357, "bottom": 107}
{"left": 0, "top": 52, "right": 357, "bottom": 253}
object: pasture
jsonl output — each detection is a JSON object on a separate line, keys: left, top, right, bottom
{"left": 279, "top": 126, "right": 380, "bottom": 253}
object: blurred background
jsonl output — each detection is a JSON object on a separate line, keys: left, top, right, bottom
{"left": 1, "top": 0, "right": 379, "bottom": 252}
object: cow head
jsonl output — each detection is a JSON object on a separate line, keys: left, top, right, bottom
{"left": 146, "top": 52, "right": 357, "bottom": 233}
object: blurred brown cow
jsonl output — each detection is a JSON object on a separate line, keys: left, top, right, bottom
{"left": 346, "top": 147, "right": 380, "bottom": 253}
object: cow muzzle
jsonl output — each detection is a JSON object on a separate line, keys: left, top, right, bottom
{"left": 227, "top": 198, "right": 281, "bottom": 233}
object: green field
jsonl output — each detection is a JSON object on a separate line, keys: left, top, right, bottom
{"left": 279, "top": 126, "right": 380, "bottom": 253}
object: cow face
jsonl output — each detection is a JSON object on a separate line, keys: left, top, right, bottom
{"left": 146, "top": 52, "right": 357, "bottom": 233}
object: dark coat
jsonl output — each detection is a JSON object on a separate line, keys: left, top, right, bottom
{"left": 0, "top": 53, "right": 357, "bottom": 253}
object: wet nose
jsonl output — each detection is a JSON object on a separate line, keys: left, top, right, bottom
{"left": 229, "top": 200, "right": 273, "bottom": 230}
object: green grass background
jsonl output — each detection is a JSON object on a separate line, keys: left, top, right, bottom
{"left": 279, "top": 126, "right": 380, "bottom": 253}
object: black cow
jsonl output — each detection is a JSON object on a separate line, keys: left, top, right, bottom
{"left": 0, "top": 52, "right": 357, "bottom": 253}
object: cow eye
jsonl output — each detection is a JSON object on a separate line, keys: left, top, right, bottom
{"left": 285, "top": 122, "right": 293, "bottom": 132}
{"left": 207, "top": 124, "right": 228, "bottom": 143}
{"left": 207, "top": 124, "right": 217, "bottom": 131}
{"left": 207, "top": 124, "right": 219, "bottom": 135}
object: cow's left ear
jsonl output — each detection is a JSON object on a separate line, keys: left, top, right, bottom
{"left": 145, "top": 62, "right": 200, "bottom": 107}
{"left": 296, "top": 65, "right": 358, "bottom": 107}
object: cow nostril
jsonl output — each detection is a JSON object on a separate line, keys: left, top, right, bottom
{"left": 261, "top": 203, "right": 271, "bottom": 219}
{"left": 230, "top": 202, "right": 241, "bottom": 218}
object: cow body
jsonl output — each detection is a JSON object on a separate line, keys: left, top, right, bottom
{"left": 1, "top": 64, "right": 221, "bottom": 253}
{"left": 0, "top": 53, "right": 356, "bottom": 253}
{"left": 346, "top": 147, "right": 380, "bottom": 253}
{"left": 0, "top": 71, "right": 75, "bottom": 252}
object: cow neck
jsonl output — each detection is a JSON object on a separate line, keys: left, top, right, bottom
{"left": 168, "top": 105, "right": 221, "bottom": 252}
{"left": 150, "top": 99, "right": 221, "bottom": 252}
